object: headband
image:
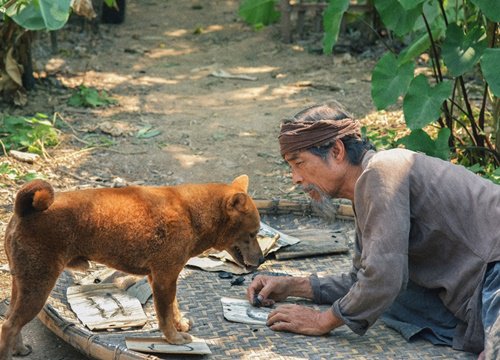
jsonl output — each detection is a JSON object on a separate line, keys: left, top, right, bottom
{"left": 278, "top": 118, "right": 361, "bottom": 157}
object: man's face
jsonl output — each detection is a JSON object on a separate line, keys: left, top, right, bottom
{"left": 284, "top": 149, "right": 344, "bottom": 200}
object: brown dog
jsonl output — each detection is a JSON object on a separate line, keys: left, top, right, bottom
{"left": 0, "top": 175, "right": 263, "bottom": 359}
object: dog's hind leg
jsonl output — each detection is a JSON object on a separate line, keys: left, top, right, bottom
{"left": 150, "top": 270, "right": 192, "bottom": 345}
{"left": 0, "top": 265, "right": 61, "bottom": 360}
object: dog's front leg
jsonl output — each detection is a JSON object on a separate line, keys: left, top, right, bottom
{"left": 150, "top": 272, "right": 192, "bottom": 345}
{"left": 0, "top": 319, "right": 32, "bottom": 360}
{"left": 173, "top": 296, "right": 192, "bottom": 332}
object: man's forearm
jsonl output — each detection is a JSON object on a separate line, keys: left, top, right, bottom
{"left": 288, "top": 276, "right": 315, "bottom": 299}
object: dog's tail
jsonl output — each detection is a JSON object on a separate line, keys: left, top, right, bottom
{"left": 14, "top": 179, "right": 55, "bottom": 217}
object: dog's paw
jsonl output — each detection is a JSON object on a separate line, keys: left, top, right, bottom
{"left": 13, "top": 344, "right": 32, "bottom": 357}
{"left": 175, "top": 317, "right": 192, "bottom": 332}
{"left": 166, "top": 331, "right": 192, "bottom": 345}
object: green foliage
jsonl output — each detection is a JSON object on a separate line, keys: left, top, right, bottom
{"left": 470, "top": 0, "right": 500, "bottom": 22}
{"left": 441, "top": 23, "right": 487, "bottom": 77}
{"left": 362, "top": 127, "right": 399, "bottom": 150}
{"left": 481, "top": 49, "right": 500, "bottom": 97}
{"left": 136, "top": 125, "right": 161, "bottom": 139}
{"left": 104, "top": 0, "right": 117, "bottom": 8}
{"left": 374, "top": 0, "right": 423, "bottom": 37}
{"left": 67, "top": 86, "right": 118, "bottom": 108}
{"left": 0, "top": 162, "right": 18, "bottom": 179}
{"left": 322, "top": 0, "right": 350, "bottom": 55}
{"left": 402, "top": 75, "right": 453, "bottom": 130}
{"left": 371, "top": 52, "right": 414, "bottom": 109}
{"left": 81, "top": 133, "right": 116, "bottom": 147}
{"left": 0, "top": 113, "right": 60, "bottom": 154}
{"left": 397, "top": 128, "right": 451, "bottom": 160}
{"left": 0, "top": 161, "right": 44, "bottom": 183}
{"left": 238, "top": 0, "right": 280, "bottom": 28}
{"left": 467, "top": 163, "right": 500, "bottom": 184}
{"left": 5, "top": 0, "right": 72, "bottom": 31}
{"left": 371, "top": 0, "right": 499, "bottom": 168}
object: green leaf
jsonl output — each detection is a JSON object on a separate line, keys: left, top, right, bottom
{"left": 398, "top": 32, "right": 430, "bottom": 64}
{"left": 434, "top": 127, "right": 452, "bottom": 159}
{"left": 103, "top": 0, "right": 117, "bottom": 8}
{"left": 322, "top": 0, "right": 350, "bottom": 55}
{"left": 403, "top": 75, "right": 452, "bottom": 130}
{"left": 470, "top": 0, "right": 500, "bottom": 22}
{"left": 480, "top": 48, "right": 500, "bottom": 97}
{"left": 374, "top": 0, "right": 423, "bottom": 37}
{"left": 397, "top": 18, "right": 446, "bottom": 64}
{"left": 441, "top": 23, "right": 487, "bottom": 77}
{"left": 68, "top": 86, "right": 117, "bottom": 108}
{"left": 371, "top": 52, "right": 414, "bottom": 109}
{"left": 397, "top": 0, "right": 426, "bottom": 10}
{"left": 238, "top": 0, "right": 280, "bottom": 27}
{"left": 467, "top": 163, "right": 484, "bottom": 173}
{"left": 0, "top": 114, "right": 59, "bottom": 154}
{"left": 136, "top": 125, "right": 161, "bottom": 139}
{"left": 397, "top": 128, "right": 450, "bottom": 160}
{"left": 412, "top": 0, "right": 441, "bottom": 33}
{"left": 8, "top": 0, "right": 71, "bottom": 31}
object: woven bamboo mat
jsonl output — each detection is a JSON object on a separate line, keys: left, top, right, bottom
{"left": 35, "top": 208, "right": 476, "bottom": 360}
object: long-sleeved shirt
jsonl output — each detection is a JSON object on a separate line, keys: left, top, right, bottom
{"left": 310, "top": 148, "right": 500, "bottom": 353}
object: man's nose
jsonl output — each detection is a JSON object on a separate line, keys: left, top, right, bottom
{"left": 291, "top": 169, "right": 302, "bottom": 184}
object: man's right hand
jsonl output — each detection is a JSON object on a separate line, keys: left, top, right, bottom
{"left": 247, "top": 275, "right": 313, "bottom": 307}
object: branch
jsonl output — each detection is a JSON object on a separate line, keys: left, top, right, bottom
{"left": 437, "top": 0, "right": 449, "bottom": 27}
{"left": 422, "top": 12, "right": 443, "bottom": 82}
{"left": 451, "top": 115, "right": 476, "bottom": 143}
{"left": 479, "top": 22, "right": 498, "bottom": 130}
{"left": 463, "top": 146, "right": 500, "bottom": 165}
{"left": 1, "top": 0, "right": 18, "bottom": 11}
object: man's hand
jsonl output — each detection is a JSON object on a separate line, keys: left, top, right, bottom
{"left": 246, "top": 275, "right": 292, "bottom": 307}
{"left": 266, "top": 304, "right": 343, "bottom": 336}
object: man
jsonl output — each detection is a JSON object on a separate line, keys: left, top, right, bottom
{"left": 247, "top": 101, "right": 500, "bottom": 358}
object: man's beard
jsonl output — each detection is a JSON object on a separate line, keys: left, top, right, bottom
{"left": 302, "top": 184, "right": 337, "bottom": 221}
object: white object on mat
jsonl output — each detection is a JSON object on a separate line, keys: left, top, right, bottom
{"left": 221, "top": 297, "right": 272, "bottom": 326}
{"left": 125, "top": 336, "right": 211, "bottom": 355}
{"left": 67, "top": 284, "right": 148, "bottom": 330}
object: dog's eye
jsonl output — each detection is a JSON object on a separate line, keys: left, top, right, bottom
{"left": 249, "top": 231, "right": 257, "bottom": 238}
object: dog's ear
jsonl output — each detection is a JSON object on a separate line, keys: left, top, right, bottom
{"left": 231, "top": 175, "right": 249, "bottom": 193}
{"left": 227, "top": 192, "right": 248, "bottom": 213}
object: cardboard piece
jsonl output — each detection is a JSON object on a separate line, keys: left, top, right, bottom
{"left": 78, "top": 267, "right": 118, "bottom": 285}
{"left": 67, "top": 284, "right": 148, "bottom": 330}
{"left": 220, "top": 297, "right": 271, "bottom": 326}
{"left": 126, "top": 277, "right": 153, "bottom": 305}
{"left": 125, "top": 336, "right": 212, "bottom": 355}
{"left": 274, "top": 228, "right": 350, "bottom": 260}
{"left": 186, "top": 221, "right": 300, "bottom": 274}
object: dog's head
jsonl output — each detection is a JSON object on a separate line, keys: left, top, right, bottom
{"left": 219, "top": 175, "right": 264, "bottom": 270}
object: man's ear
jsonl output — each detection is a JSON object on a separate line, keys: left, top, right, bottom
{"left": 227, "top": 192, "right": 247, "bottom": 213}
{"left": 231, "top": 175, "right": 249, "bottom": 193}
{"left": 331, "top": 140, "right": 346, "bottom": 161}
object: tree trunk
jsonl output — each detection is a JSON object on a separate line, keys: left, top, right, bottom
{"left": 18, "top": 31, "right": 35, "bottom": 90}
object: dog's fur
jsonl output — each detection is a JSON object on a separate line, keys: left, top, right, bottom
{"left": 0, "top": 175, "right": 263, "bottom": 359}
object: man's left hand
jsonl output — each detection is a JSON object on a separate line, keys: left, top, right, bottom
{"left": 266, "top": 304, "right": 343, "bottom": 336}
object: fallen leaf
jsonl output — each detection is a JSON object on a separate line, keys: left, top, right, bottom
{"left": 5, "top": 48, "right": 23, "bottom": 87}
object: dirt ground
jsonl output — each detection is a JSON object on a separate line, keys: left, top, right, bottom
{"left": 0, "top": 0, "right": 401, "bottom": 358}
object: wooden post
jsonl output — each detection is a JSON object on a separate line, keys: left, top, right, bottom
{"left": 279, "top": 0, "right": 292, "bottom": 43}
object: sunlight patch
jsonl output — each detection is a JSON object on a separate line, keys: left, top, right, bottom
{"left": 164, "top": 29, "right": 189, "bottom": 37}
{"left": 163, "top": 145, "right": 210, "bottom": 168}
{"left": 231, "top": 85, "right": 270, "bottom": 100}
{"left": 147, "top": 48, "right": 195, "bottom": 59}
{"left": 228, "top": 65, "right": 279, "bottom": 75}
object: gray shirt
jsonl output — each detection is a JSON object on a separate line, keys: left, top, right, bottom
{"left": 310, "top": 149, "right": 500, "bottom": 352}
